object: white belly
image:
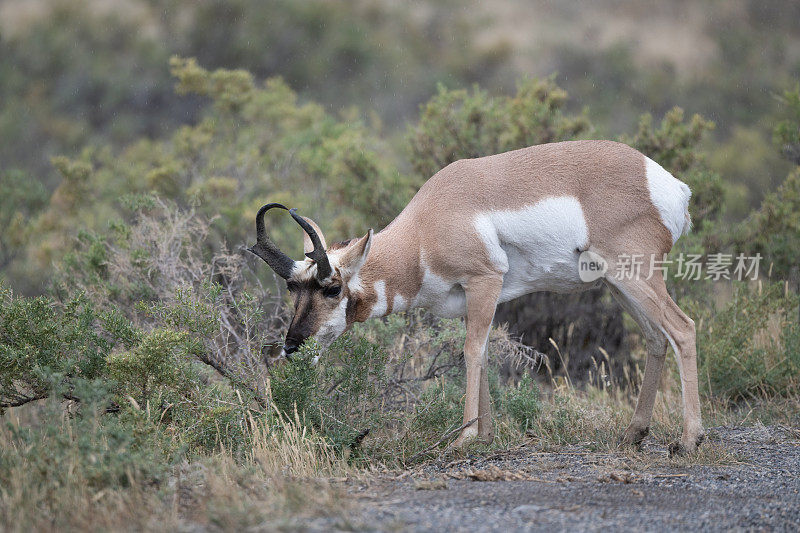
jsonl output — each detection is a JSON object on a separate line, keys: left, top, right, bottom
{"left": 474, "top": 196, "right": 592, "bottom": 303}
{"left": 410, "top": 197, "right": 593, "bottom": 318}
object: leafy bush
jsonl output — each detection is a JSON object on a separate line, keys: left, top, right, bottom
{"left": 0, "top": 289, "right": 109, "bottom": 410}
{"left": 732, "top": 169, "right": 800, "bottom": 279}
{"left": 0, "top": 170, "right": 47, "bottom": 287}
{"left": 268, "top": 353, "right": 320, "bottom": 428}
{"left": 502, "top": 373, "right": 542, "bottom": 433}
{"left": 23, "top": 59, "right": 412, "bottom": 281}
{"left": 696, "top": 282, "right": 800, "bottom": 401}
{"left": 269, "top": 335, "right": 388, "bottom": 455}
{"left": 774, "top": 84, "right": 800, "bottom": 165}
{"left": 2, "top": 199, "right": 275, "bottom": 455}
{"left": 409, "top": 379, "right": 464, "bottom": 437}
{"left": 407, "top": 77, "right": 590, "bottom": 178}
{"left": 55, "top": 199, "right": 279, "bottom": 403}
{"left": 106, "top": 329, "right": 194, "bottom": 406}
{"left": 0, "top": 283, "right": 261, "bottom": 455}
{"left": 0, "top": 404, "right": 167, "bottom": 492}
{"left": 729, "top": 87, "right": 800, "bottom": 279}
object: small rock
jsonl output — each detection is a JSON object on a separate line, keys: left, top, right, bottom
{"left": 414, "top": 478, "right": 448, "bottom": 490}
{"left": 513, "top": 504, "right": 546, "bottom": 515}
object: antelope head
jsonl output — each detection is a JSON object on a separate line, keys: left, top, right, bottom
{"left": 248, "top": 203, "right": 372, "bottom": 358}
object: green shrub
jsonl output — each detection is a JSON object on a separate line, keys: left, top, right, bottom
{"left": 774, "top": 83, "right": 800, "bottom": 165}
{"left": 317, "top": 337, "right": 388, "bottom": 451}
{"left": 269, "top": 352, "right": 320, "bottom": 428}
{"left": 733, "top": 169, "right": 800, "bottom": 279}
{"left": 502, "top": 373, "right": 541, "bottom": 433}
{"left": 697, "top": 282, "right": 800, "bottom": 401}
{"left": 1, "top": 283, "right": 262, "bottom": 456}
{"left": 268, "top": 335, "right": 389, "bottom": 455}
{"left": 106, "top": 329, "right": 195, "bottom": 406}
{"left": 0, "top": 289, "right": 110, "bottom": 409}
{"left": 0, "top": 409, "right": 166, "bottom": 492}
{"left": 410, "top": 379, "right": 464, "bottom": 436}
{"left": 0, "top": 169, "right": 47, "bottom": 281}
{"left": 407, "top": 77, "right": 590, "bottom": 179}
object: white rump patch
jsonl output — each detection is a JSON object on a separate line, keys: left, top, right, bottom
{"left": 645, "top": 156, "right": 692, "bottom": 243}
{"left": 474, "top": 196, "right": 591, "bottom": 302}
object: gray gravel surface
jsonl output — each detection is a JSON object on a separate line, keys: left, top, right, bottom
{"left": 331, "top": 425, "right": 799, "bottom": 532}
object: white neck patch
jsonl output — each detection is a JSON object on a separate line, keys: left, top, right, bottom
{"left": 369, "top": 280, "right": 388, "bottom": 318}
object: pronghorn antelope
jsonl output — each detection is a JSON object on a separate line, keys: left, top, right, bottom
{"left": 248, "top": 140, "right": 704, "bottom": 454}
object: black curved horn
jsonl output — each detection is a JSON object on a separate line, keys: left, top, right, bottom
{"left": 247, "top": 203, "right": 296, "bottom": 279}
{"left": 289, "top": 208, "right": 332, "bottom": 280}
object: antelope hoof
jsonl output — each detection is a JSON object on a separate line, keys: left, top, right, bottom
{"left": 451, "top": 426, "right": 479, "bottom": 450}
{"left": 668, "top": 432, "right": 705, "bottom": 457}
{"left": 619, "top": 425, "right": 649, "bottom": 449}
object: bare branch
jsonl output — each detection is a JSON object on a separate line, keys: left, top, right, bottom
{"left": 1, "top": 392, "right": 49, "bottom": 409}
{"left": 405, "top": 417, "right": 478, "bottom": 465}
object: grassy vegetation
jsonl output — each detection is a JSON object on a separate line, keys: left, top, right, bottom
{"left": 2, "top": 2, "right": 800, "bottom": 528}
{"left": 0, "top": 405, "right": 351, "bottom": 531}
{"left": 6, "top": 283, "right": 791, "bottom": 529}
{"left": 2, "top": 64, "right": 799, "bottom": 524}
{"left": 3, "top": 260, "right": 799, "bottom": 527}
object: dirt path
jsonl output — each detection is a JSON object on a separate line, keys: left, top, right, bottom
{"left": 332, "top": 426, "right": 799, "bottom": 532}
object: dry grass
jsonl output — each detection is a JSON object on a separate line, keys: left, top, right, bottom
{"left": 3, "top": 285, "right": 796, "bottom": 530}
{"left": 170, "top": 455, "right": 346, "bottom": 531}
{"left": 249, "top": 406, "right": 350, "bottom": 479}
{"left": 0, "top": 403, "right": 349, "bottom": 532}
{"left": 0, "top": 416, "right": 172, "bottom": 532}
{"left": 0, "top": 347, "right": 792, "bottom": 532}
{"left": 510, "top": 338, "right": 761, "bottom": 470}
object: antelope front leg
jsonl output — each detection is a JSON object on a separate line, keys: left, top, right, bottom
{"left": 452, "top": 275, "right": 502, "bottom": 449}
{"left": 478, "top": 355, "right": 494, "bottom": 443}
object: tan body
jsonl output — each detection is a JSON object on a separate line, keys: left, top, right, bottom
{"left": 254, "top": 140, "right": 704, "bottom": 454}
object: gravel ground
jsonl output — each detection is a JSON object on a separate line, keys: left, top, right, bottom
{"left": 327, "top": 425, "right": 800, "bottom": 532}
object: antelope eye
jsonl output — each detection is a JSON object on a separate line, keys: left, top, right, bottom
{"left": 322, "top": 285, "right": 341, "bottom": 298}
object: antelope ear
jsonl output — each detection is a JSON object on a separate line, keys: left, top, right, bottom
{"left": 301, "top": 217, "right": 327, "bottom": 254}
{"left": 337, "top": 229, "right": 373, "bottom": 277}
